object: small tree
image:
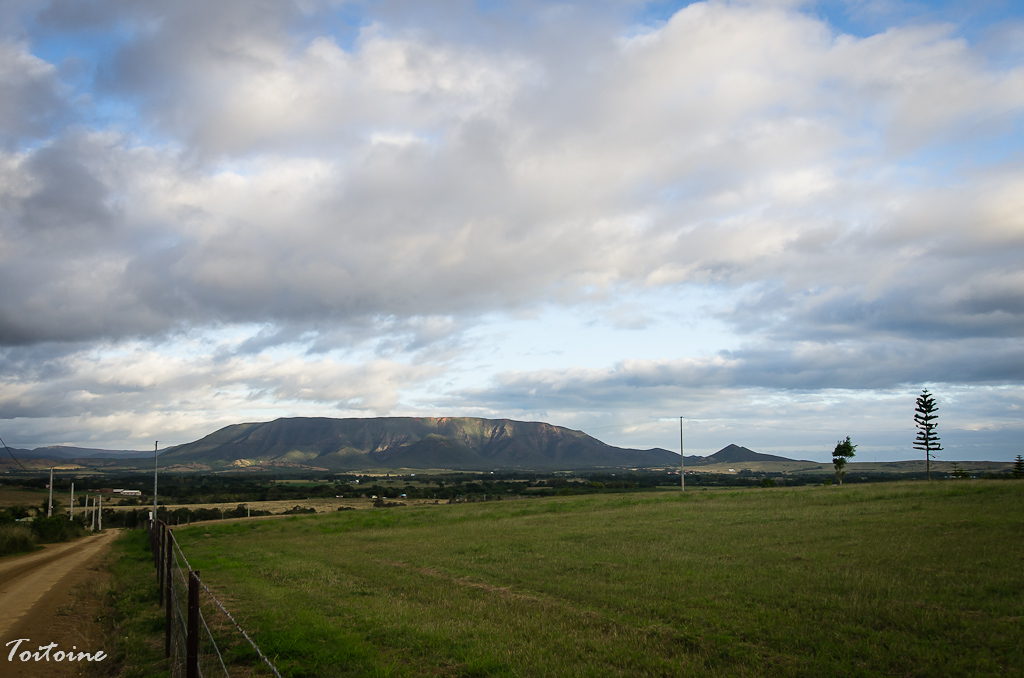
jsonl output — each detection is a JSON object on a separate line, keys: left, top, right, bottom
{"left": 1013, "top": 455, "right": 1024, "bottom": 479}
{"left": 913, "top": 389, "right": 943, "bottom": 480}
{"left": 832, "top": 436, "right": 856, "bottom": 485}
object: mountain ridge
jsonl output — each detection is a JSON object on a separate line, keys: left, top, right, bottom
{"left": 6, "top": 419, "right": 817, "bottom": 471}
{"left": 5, "top": 445, "right": 154, "bottom": 460}
{"left": 157, "top": 416, "right": 681, "bottom": 471}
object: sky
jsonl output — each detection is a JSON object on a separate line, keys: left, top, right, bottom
{"left": 1, "top": 0, "right": 1023, "bottom": 463}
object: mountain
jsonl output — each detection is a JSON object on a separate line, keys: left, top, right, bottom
{"left": 688, "top": 444, "right": 811, "bottom": 465}
{"left": 157, "top": 417, "right": 680, "bottom": 471}
{"left": 7, "top": 445, "right": 151, "bottom": 460}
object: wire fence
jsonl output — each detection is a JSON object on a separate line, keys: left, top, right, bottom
{"left": 148, "top": 520, "right": 283, "bottom": 678}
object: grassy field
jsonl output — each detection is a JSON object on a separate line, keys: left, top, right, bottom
{"left": 0, "top": 484, "right": 48, "bottom": 507}
{"left": 161, "top": 482, "right": 1022, "bottom": 677}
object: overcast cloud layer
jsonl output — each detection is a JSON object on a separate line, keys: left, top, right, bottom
{"left": 2, "top": 0, "right": 1022, "bottom": 461}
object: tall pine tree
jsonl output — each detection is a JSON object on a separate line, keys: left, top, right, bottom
{"left": 913, "top": 389, "right": 942, "bottom": 481}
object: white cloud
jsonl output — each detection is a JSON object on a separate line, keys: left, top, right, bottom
{"left": 0, "top": 334, "right": 442, "bottom": 448}
{"left": 1, "top": 1, "right": 1023, "bottom": 457}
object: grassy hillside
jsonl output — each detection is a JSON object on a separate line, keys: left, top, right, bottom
{"left": 166, "top": 481, "right": 1024, "bottom": 677}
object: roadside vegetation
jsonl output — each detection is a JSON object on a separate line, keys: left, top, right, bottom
{"left": 104, "top": 480, "right": 1022, "bottom": 677}
{"left": 91, "top": 528, "right": 171, "bottom": 678}
{"left": 0, "top": 523, "right": 35, "bottom": 556}
{"left": 0, "top": 505, "right": 90, "bottom": 555}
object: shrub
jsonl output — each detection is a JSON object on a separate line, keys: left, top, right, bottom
{"left": 0, "top": 524, "right": 37, "bottom": 556}
{"left": 30, "top": 515, "right": 85, "bottom": 543}
{"left": 371, "top": 499, "right": 405, "bottom": 509}
{"left": 282, "top": 505, "right": 317, "bottom": 514}
{"left": 4, "top": 505, "right": 31, "bottom": 520}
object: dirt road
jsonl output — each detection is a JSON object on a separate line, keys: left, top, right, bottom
{"left": 1, "top": 530, "right": 119, "bottom": 677}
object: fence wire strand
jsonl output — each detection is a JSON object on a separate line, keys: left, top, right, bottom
{"left": 200, "top": 608, "right": 231, "bottom": 678}
{"left": 197, "top": 577, "right": 285, "bottom": 678}
{"left": 150, "top": 521, "right": 282, "bottom": 678}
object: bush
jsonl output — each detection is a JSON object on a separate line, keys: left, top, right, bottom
{"left": 4, "top": 505, "right": 31, "bottom": 520}
{"left": 0, "top": 524, "right": 37, "bottom": 556}
{"left": 223, "top": 504, "right": 272, "bottom": 519}
{"left": 282, "top": 505, "right": 317, "bottom": 514}
{"left": 30, "top": 515, "right": 86, "bottom": 543}
{"left": 371, "top": 499, "right": 404, "bottom": 509}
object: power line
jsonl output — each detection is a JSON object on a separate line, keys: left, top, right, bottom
{"left": 0, "top": 435, "right": 27, "bottom": 471}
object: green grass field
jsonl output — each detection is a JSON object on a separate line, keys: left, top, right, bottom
{"left": 168, "top": 481, "right": 1023, "bottom": 677}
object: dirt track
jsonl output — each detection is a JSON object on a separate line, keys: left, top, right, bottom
{"left": 1, "top": 530, "right": 119, "bottom": 677}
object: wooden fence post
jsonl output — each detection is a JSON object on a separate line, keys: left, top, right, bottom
{"left": 187, "top": 570, "right": 200, "bottom": 678}
{"left": 158, "top": 523, "right": 165, "bottom": 607}
{"left": 165, "top": 529, "right": 174, "bottom": 659}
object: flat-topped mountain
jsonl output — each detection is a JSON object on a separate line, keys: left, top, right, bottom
{"left": 158, "top": 416, "right": 680, "bottom": 471}
{"left": 5, "top": 424, "right": 817, "bottom": 473}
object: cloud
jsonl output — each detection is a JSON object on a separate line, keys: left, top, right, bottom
{"left": 4, "top": 2, "right": 1021, "bottom": 348}
{"left": 0, "top": 335, "right": 441, "bottom": 447}
{"left": 448, "top": 357, "right": 1024, "bottom": 461}
{"left": 1, "top": 1, "right": 1023, "bottom": 453}
{"left": 457, "top": 335, "right": 1024, "bottom": 414}
{"left": 0, "top": 40, "right": 68, "bottom": 146}
{"left": 90, "top": 2, "right": 535, "bottom": 158}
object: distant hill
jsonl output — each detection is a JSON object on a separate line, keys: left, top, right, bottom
{"left": 7, "top": 445, "right": 151, "bottom": 460}
{"left": 689, "top": 444, "right": 811, "bottom": 465}
{"left": 156, "top": 417, "right": 680, "bottom": 471}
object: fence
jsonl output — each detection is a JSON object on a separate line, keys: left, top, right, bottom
{"left": 148, "top": 520, "right": 283, "bottom": 678}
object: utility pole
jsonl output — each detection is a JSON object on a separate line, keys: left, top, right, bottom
{"left": 680, "top": 417, "right": 685, "bottom": 492}
{"left": 48, "top": 467, "right": 54, "bottom": 517}
{"left": 69, "top": 482, "right": 74, "bottom": 521}
{"left": 153, "top": 441, "right": 159, "bottom": 523}
{"left": 98, "top": 494, "right": 102, "bottom": 531}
